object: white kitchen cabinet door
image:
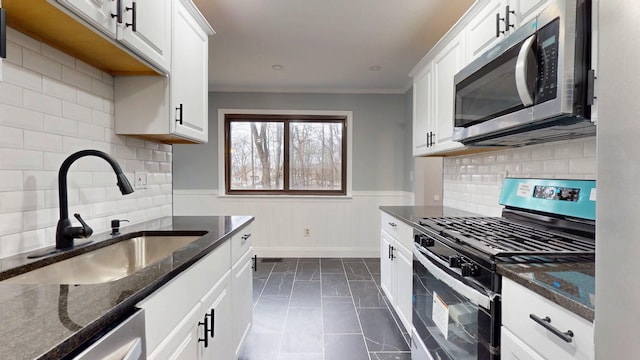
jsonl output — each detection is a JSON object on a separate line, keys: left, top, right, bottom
{"left": 393, "top": 241, "right": 412, "bottom": 332}
{"left": 117, "top": 0, "right": 171, "bottom": 72}
{"left": 501, "top": 326, "right": 545, "bottom": 360}
{"left": 170, "top": 0, "right": 209, "bottom": 142}
{"left": 412, "top": 63, "right": 433, "bottom": 155}
{"left": 232, "top": 249, "right": 254, "bottom": 359}
{"left": 512, "top": 0, "right": 552, "bottom": 25}
{"left": 380, "top": 230, "right": 395, "bottom": 306}
{"left": 56, "top": 0, "right": 117, "bottom": 37}
{"left": 466, "top": 0, "right": 506, "bottom": 61}
{"left": 432, "top": 32, "right": 465, "bottom": 146}
{"left": 200, "top": 273, "right": 234, "bottom": 360}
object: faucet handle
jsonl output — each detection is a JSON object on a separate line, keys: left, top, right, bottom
{"left": 74, "top": 213, "right": 93, "bottom": 238}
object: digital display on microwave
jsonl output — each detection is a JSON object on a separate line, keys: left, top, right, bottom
{"left": 542, "top": 36, "right": 556, "bottom": 48}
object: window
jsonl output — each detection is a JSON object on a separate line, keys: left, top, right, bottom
{"left": 225, "top": 114, "right": 347, "bottom": 195}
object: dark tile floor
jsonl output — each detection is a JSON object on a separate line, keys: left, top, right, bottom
{"left": 239, "top": 258, "right": 411, "bottom": 360}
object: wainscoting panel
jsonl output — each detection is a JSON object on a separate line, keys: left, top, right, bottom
{"left": 173, "top": 190, "right": 413, "bottom": 258}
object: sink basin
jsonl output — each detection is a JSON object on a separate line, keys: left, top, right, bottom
{"left": 0, "top": 235, "right": 203, "bottom": 285}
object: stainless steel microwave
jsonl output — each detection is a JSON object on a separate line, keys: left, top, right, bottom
{"left": 453, "top": 0, "right": 594, "bottom": 146}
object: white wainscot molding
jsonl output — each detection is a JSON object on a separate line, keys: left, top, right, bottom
{"left": 173, "top": 190, "right": 414, "bottom": 258}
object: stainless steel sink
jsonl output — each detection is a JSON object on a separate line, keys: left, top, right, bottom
{"left": 0, "top": 235, "right": 202, "bottom": 284}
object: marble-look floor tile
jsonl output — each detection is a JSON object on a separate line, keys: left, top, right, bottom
{"left": 350, "top": 280, "right": 387, "bottom": 308}
{"left": 296, "top": 261, "right": 321, "bottom": 281}
{"left": 344, "top": 262, "right": 373, "bottom": 280}
{"left": 364, "top": 258, "right": 381, "bottom": 275}
{"left": 320, "top": 258, "right": 344, "bottom": 274}
{"left": 261, "top": 273, "right": 295, "bottom": 297}
{"left": 342, "top": 257, "right": 365, "bottom": 263}
{"left": 324, "top": 334, "right": 369, "bottom": 360}
{"left": 252, "top": 277, "right": 268, "bottom": 305}
{"left": 358, "top": 308, "right": 410, "bottom": 352}
{"left": 254, "top": 261, "right": 275, "bottom": 279}
{"left": 278, "top": 353, "right": 323, "bottom": 360}
{"left": 369, "top": 351, "right": 412, "bottom": 360}
{"left": 238, "top": 333, "right": 281, "bottom": 360}
{"left": 289, "top": 280, "right": 321, "bottom": 308}
{"left": 271, "top": 258, "right": 299, "bottom": 274}
{"left": 321, "top": 273, "right": 350, "bottom": 297}
{"left": 252, "top": 297, "right": 289, "bottom": 334}
{"left": 281, "top": 308, "right": 323, "bottom": 353}
{"left": 322, "top": 297, "right": 361, "bottom": 334}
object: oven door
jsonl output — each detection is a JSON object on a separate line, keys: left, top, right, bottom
{"left": 412, "top": 244, "right": 497, "bottom": 360}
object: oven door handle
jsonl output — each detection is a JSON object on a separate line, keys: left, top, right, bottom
{"left": 413, "top": 245, "right": 491, "bottom": 309}
{"left": 515, "top": 34, "right": 537, "bottom": 107}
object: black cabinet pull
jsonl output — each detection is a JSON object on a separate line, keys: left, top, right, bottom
{"left": 198, "top": 314, "right": 210, "bottom": 348}
{"left": 390, "top": 245, "right": 395, "bottom": 260}
{"left": 111, "top": 0, "right": 122, "bottom": 23}
{"left": 125, "top": 1, "right": 137, "bottom": 32}
{"left": 388, "top": 244, "right": 392, "bottom": 259}
{"left": 208, "top": 309, "right": 215, "bottom": 338}
{"left": 529, "top": 314, "right": 574, "bottom": 343}
{"left": 241, "top": 233, "right": 252, "bottom": 241}
{"left": 388, "top": 222, "right": 397, "bottom": 228}
{"left": 505, "top": 5, "right": 515, "bottom": 31}
{"left": 496, "top": 13, "right": 502, "bottom": 38}
{"left": 252, "top": 254, "right": 258, "bottom": 271}
{"left": 176, "top": 104, "right": 183, "bottom": 125}
{"left": 0, "top": 8, "right": 5, "bottom": 59}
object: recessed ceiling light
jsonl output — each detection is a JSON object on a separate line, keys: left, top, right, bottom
{"left": 369, "top": 65, "right": 381, "bottom": 71}
{"left": 272, "top": 65, "right": 284, "bottom": 71}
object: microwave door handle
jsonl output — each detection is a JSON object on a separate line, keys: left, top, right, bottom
{"left": 515, "top": 34, "right": 537, "bottom": 107}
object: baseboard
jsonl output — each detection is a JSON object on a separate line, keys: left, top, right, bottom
{"left": 253, "top": 247, "right": 379, "bottom": 258}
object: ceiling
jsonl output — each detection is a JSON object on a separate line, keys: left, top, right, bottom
{"left": 193, "top": 0, "right": 475, "bottom": 94}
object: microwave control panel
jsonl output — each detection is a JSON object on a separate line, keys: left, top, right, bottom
{"left": 536, "top": 18, "right": 560, "bottom": 104}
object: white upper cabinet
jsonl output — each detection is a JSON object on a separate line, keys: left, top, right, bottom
{"left": 466, "top": 0, "right": 552, "bottom": 61}
{"left": 56, "top": 0, "right": 118, "bottom": 38}
{"left": 412, "top": 64, "right": 433, "bottom": 155}
{"left": 432, "top": 33, "right": 465, "bottom": 147}
{"left": 117, "top": 0, "right": 171, "bottom": 73}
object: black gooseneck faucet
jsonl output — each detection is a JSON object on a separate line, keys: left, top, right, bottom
{"left": 55, "top": 150, "right": 134, "bottom": 250}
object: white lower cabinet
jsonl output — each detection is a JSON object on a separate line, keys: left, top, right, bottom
{"left": 501, "top": 278, "right": 594, "bottom": 360}
{"left": 138, "top": 224, "right": 254, "bottom": 360}
{"left": 380, "top": 211, "right": 412, "bottom": 332}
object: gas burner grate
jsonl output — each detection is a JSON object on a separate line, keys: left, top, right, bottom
{"left": 418, "top": 217, "right": 595, "bottom": 258}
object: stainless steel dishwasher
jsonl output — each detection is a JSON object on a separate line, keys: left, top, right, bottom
{"left": 72, "top": 309, "right": 146, "bottom": 360}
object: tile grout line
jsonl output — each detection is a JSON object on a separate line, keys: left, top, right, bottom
{"left": 344, "top": 259, "right": 373, "bottom": 360}
{"left": 276, "top": 259, "right": 298, "bottom": 360}
{"left": 319, "top": 259, "right": 325, "bottom": 360}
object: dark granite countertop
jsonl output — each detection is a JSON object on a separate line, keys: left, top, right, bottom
{"left": 0, "top": 215, "right": 254, "bottom": 360}
{"left": 498, "top": 261, "right": 595, "bottom": 322}
{"left": 380, "top": 206, "right": 595, "bottom": 322}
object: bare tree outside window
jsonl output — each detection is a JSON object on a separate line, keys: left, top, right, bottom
{"left": 226, "top": 114, "right": 346, "bottom": 195}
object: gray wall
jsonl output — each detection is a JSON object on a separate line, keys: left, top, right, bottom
{"left": 403, "top": 88, "right": 414, "bottom": 192}
{"left": 173, "top": 92, "right": 410, "bottom": 192}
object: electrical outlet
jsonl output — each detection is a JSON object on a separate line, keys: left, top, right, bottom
{"left": 304, "top": 228, "right": 310, "bottom": 237}
{"left": 134, "top": 171, "right": 148, "bottom": 189}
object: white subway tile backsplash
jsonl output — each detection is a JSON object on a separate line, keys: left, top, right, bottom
{"left": 0, "top": 149, "right": 43, "bottom": 170}
{"left": 4, "top": 62, "right": 42, "bottom": 92}
{"left": 0, "top": 171, "right": 24, "bottom": 192}
{"left": 0, "top": 82, "right": 23, "bottom": 107}
{"left": 0, "top": 28, "right": 171, "bottom": 259}
{"left": 22, "top": 48, "right": 62, "bottom": 80}
{"left": 0, "top": 213, "right": 24, "bottom": 236}
{"left": 23, "top": 89, "right": 63, "bottom": 116}
{"left": 443, "top": 138, "right": 596, "bottom": 215}
{"left": 62, "top": 65, "right": 92, "bottom": 91}
{"left": 24, "top": 130, "right": 63, "bottom": 152}
{"left": 0, "top": 126, "right": 23, "bottom": 149}
{"left": 40, "top": 43, "right": 76, "bottom": 68}
{"left": 43, "top": 77, "right": 77, "bottom": 102}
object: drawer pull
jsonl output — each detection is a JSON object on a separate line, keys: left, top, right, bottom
{"left": 241, "top": 233, "right": 252, "bottom": 241}
{"left": 388, "top": 222, "right": 397, "bottom": 227}
{"left": 529, "top": 314, "right": 574, "bottom": 343}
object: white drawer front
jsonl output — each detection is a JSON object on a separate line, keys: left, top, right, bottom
{"left": 231, "top": 224, "right": 253, "bottom": 265}
{"left": 381, "top": 212, "right": 412, "bottom": 248}
{"left": 502, "top": 278, "right": 594, "bottom": 360}
{"left": 137, "top": 240, "right": 231, "bottom": 354}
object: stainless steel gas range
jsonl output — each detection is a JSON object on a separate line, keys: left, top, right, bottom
{"left": 411, "top": 178, "right": 596, "bottom": 360}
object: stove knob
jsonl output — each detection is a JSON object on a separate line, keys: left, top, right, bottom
{"left": 461, "top": 262, "right": 479, "bottom": 277}
{"left": 449, "top": 256, "right": 461, "bottom": 268}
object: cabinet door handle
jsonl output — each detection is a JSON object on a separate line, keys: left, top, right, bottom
{"left": 198, "top": 315, "right": 210, "bottom": 348}
{"left": 125, "top": 1, "right": 137, "bottom": 32}
{"left": 529, "top": 314, "right": 574, "bottom": 343}
{"left": 388, "top": 222, "right": 397, "bottom": 228}
{"left": 0, "top": 8, "right": 6, "bottom": 59}
{"left": 390, "top": 245, "right": 395, "bottom": 260}
{"left": 505, "top": 5, "right": 515, "bottom": 31}
{"left": 388, "top": 244, "right": 392, "bottom": 259}
{"left": 111, "top": 0, "right": 123, "bottom": 23}
{"left": 241, "top": 233, "right": 252, "bottom": 241}
{"left": 176, "top": 104, "right": 183, "bottom": 125}
{"left": 252, "top": 254, "right": 258, "bottom": 271}
{"left": 208, "top": 309, "right": 215, "bottom": 338}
